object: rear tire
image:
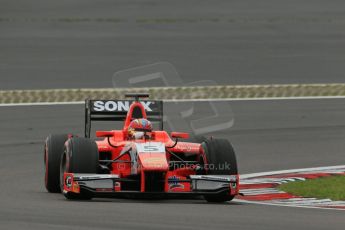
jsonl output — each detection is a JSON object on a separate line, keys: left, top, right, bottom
{"left": 44, "top": 134, "right": 68, "bottom": 193}
{"left": 202, "top": 138, "right": 238, "bottom": 202}
{"left": 60, "top": 137, "right": 99, "bottom": 200}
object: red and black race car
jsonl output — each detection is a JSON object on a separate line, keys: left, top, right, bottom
{"left": 44, "top": 93, "right": 239, "bottom": 202}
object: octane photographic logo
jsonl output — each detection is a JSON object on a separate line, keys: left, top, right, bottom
{"left": 203, "top": 163, "right": 232, "bottom": 171}
{"left": 168, "top": 162, "right": 232, "bottom": 171}
{"left": 112, "top": 62, "right": 235, "bottom": 137}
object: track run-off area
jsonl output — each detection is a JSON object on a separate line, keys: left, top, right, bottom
{"left": 1, "top": 95, "right": 345, "bottom": 229}
{"left": 237, "top": 165, "right": 345, "bottom": 211}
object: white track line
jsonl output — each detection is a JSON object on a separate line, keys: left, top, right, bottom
{"left": 1, "top": 96, "right": 345, "bottom": 107}
{"left": 165, "top": 96, "right": 345, "bottom": 101}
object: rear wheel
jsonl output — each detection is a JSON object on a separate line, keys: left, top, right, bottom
{"left": 60, "top": 137, "right": 99, "bottom": 200}
{"left": 44, "top": 134, "right": 68, "bottom": 193}
{"left": 202, "top": 138, "right": 238, "bottom": 202}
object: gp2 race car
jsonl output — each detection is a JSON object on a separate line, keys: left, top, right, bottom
{"left": 44, "top": 93, "right": 239, "bottom": 202}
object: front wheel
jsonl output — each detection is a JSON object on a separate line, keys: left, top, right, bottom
{"left": 202, "top": 138, "right": 238, "bottom": 203}
{"left": 60, "top": 137, "right": 99, "bottom": 200}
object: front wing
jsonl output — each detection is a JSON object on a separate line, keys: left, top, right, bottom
{"left": 63, "top": 173, "right": 239, "bottom": 198}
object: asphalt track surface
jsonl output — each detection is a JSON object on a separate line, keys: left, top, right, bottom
{"left": 2, "top": 0, "right": 345, "bottom": 229}
{"left": 1, "top": 99, "right": 345, "bottom": 229}
{"left": 1, "top": 0, "right": 345, "bottom": 89}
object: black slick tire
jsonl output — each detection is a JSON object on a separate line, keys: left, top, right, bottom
{"left": 60, "top": 137, "right": 99, "bottom": 200}
{"left": 202, "top": 138, "right": 238, "bottom": 202}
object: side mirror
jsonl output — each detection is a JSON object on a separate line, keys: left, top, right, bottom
{"left": 96, "top": 131, "right": 114, "bottom": 138}
{"left": 171, "top": 132, "right": 189, "bottom": 139}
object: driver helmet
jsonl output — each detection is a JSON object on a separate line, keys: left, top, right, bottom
{"left": 128, "top": 118, "right": 152, "bottom": 139}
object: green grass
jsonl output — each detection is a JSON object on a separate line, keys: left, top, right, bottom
{"left": 278, "top": 175, "right": 345, "bottom": 201}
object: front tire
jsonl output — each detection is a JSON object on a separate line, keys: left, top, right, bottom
{"left": 60, "top": 137, "right": 99, "bottom": 200}
{"left": 202, "top": 138, "right": 238, "bottom": 202}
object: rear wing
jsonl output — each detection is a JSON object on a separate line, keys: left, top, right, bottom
{"left": 85, "top": 99, "right": 163, "bottom": 138}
